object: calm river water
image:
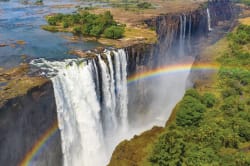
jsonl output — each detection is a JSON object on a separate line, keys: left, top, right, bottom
{"left": 0, "top": 0, "right": 105, "bottom": 68}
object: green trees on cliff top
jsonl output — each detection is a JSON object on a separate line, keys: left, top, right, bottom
{"left": 45, "top": 11, "right": 125, "bottom": 39}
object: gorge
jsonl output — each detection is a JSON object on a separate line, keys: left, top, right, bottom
{"left": 0, "top": 0, "right": 240, "bottom": 166}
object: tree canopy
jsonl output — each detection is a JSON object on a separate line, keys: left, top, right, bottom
{"left": 45, "top": 11, "right": 125, "bottom": 39}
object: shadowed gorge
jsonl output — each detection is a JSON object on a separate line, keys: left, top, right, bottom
{"left": 0, "top": 0, "right": 246, "bottom": 166}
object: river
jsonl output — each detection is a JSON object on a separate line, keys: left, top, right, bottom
{"left": 0, "top": 0, "right": 106, "bottom": 68}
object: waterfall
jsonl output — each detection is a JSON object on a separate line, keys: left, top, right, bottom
{"left": 114, "top": 50, "right": 128, "bottom": 131}
{"left": 31, "top": 49, "right": 128, "bottom": 166}
{"left": 105, "top": 52, "right": 117, "bottom": 132}
{"left": 52, "top": 60, "right": 106, "bottom": 166}
{"left": 179, "top": 14, "right": 186, "bottom": 56}
{"left": 188, "top": 15, "right": 192, "bottom": 52}
{"left": 188, "top": 15, "right": 192, "bottom": 41}
{"left": 183, "top": 15, "right": 186, "bottom": 41}
{"left": 207, "top": 8, "right": 213, "bottom": 31}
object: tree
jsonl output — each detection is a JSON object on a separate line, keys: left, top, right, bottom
{"left": 81, "top": 23, "right": 92, "bottom": 35}
{"left": 185, "top": 88, "right": 201, "bottom": 100}
{"left": 47, "top": 17, "right": 57, "bottom": 25}
{"left": 238, "top": 120, "right": 250, "bottom": 141}
{"left": 176, "top": 96, "right": 206, "bottom": 127}
{"left": 202, "top": 93, "right": 216, "bottom": 108}
{"left": 137, "top": 2, "right": 152, "bottom": 9}
{"left": 149, "top": 130, "right": 185, "bottom": 166}
{"left": 104, "top": 26, "right": 124, "bottom": 39}
{"left": 90, "top": 25, "right": 103, "bottom": 37}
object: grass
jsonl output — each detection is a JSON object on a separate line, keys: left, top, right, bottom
{"left": 97, "top": 27, "right": 157, "bottom": 47}
{"left": 124, "top": 27, "right": 157, "bottom": 44}
{"left": 239, "top": 17, "right": 250, "bottom": 26}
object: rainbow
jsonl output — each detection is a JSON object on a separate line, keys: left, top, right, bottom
{"left": 128, "top": 63, "right": 219, "bottom": 84}
{"left": 18, "top": 62, "right": 219, "bottom": 166}
{"left": 19, "top": 120, "right": 59, "bottom": 166}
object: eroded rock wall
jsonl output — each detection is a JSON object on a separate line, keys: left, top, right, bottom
{"left": 0, "top": 81, "right": 62, "bottom": 166}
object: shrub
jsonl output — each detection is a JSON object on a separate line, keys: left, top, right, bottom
{"left": 137, "top": 2, "right": 152, "bottom": 9}
{"left": 73, "top": 26, "right": 81, "bottom": 34}
{"left": 104, "top": 26, "right": 124, "bottom": 39}
{"left": 220, "top": 96, "right": 245, "bottom": 116}
{"left": 47, "top": 17, "right": 57, "bottom": 25}
{"left": 202, "top": 93, "right": 216, "bottom": 108}
{"left": 35, "top": 0, "right": 43, "bottom": 5}
{"left": 149, "top": 130, "right": 185, "bottom": 165}
{"left": 183, "top": 145, "right": 219, "bottom": 165}
{"left": 176, "top": 96, "right": 206, "bottom": 127}
{"left": 185, "top": 88, "right": 201, "bottom": 100}
{"left": 221, "top": 132, "right": 239, "bottom": 148}
{"left": 238, "top": 120, "right": 250, "bottom": 141}
{"left": 90, "top": 25, "right": 103, "bottom": 37}
{"left": 62, "top": 22, "right": 69, "bottom": 28}
{"left": 81, "top": 23, "right": 92, "bottom": 35}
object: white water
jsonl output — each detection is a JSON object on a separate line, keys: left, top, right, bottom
{"left": 179, "top": 14, "right": 187, "bottom": 56}
{"left": 207, "top": 8, "right": 213, "bottom": 31}
{"left": 52, "top": 61, "right": 106, "bottom": 166}
{"left": 114, "top": 50, "right": 128, "bottom": 131}
{"left": 31, "top": 49, "right": 128, "bottom": 166}
{"left": 188, "top": 15, "right": 192, "bottom": 52}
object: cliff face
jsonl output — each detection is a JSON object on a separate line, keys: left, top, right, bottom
{"left": 0, "top": 81, "right": 62, "bottom": 166}
{"left": 125, "top": 0, "right": 236, "bottom": 74}
{"left": 143, "top": 0, "right": 235, "bottom": 64}
{"left": 124, "top": 0, "right": 237, "bottom": 125}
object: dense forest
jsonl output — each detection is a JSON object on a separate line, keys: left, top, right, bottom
{"left": 43, "top": 11, "right": 125, "bottom": 39}
{"left": 149, "top": 24, "right": 250, "bottom": 165}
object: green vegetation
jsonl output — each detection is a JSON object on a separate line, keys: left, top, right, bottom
{"left": 136, "top": 2, "right": 153, "bottom": 9}
{"left": 176, "top": 95, "right": 206, "bottom": 127}
{"left": 44, "top": 11, "right": 125, "bottom": 39}
{"left": 35, "top": 0, "right": 43, "bottom": 5}
{"left": 104, "top": 26, "right": 124, "bottom": 39}
{"left": 109, "top": 0, "right": 154, "bottom": 10}
{"left": 149, "top": 25, "right": 250, "bottom": 166}
{"left": 234, "top": 0, "right": 250, "bottom": 6}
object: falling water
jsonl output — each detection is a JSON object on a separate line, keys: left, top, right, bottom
{"left": 30, "top": 49, "right": 128, "bottom": 166}
{"left": 207, "top": 8, "right": 213, "bottom": 31}
{"left": 179, "top": 14, "right": 187, "bottom": 56}
{"left": 52, "top": 60, "right": 106, "bottom": 166}
{"left": 188, "top": 15, "right": 192, "bottom": 52}
{"left": 114, "top": 50, "right": 128, "bottom": 131}
{"left": 188, "top": 15, "right": 192, "bottom": 42}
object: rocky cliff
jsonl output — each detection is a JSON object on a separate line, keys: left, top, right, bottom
{"left": 0, "top": 81, "right": 62, "bottom": 166}
{"left": 124, "top": 0, "right": 237, "bottom": 125}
